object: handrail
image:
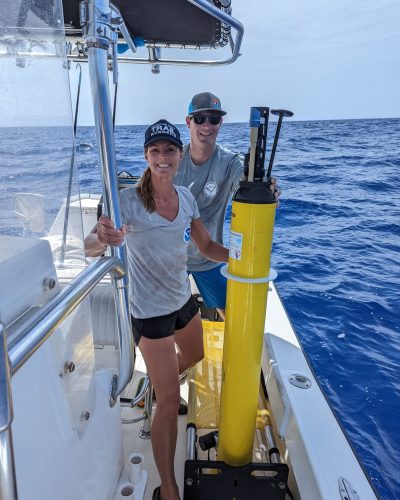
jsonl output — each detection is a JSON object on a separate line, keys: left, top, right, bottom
{"left": 8, "top": 257, "right": 131, "bottom": 380}
{"left": 110, "top": 3, "right": 137, "bottom": 55}
{"left": 2, "top": 257, "right": 133, "bottom": 500}
{"left": 0, "top": 323, "right": 12, "bottom": 432}
{"left": 0, "top": 322, "right": 17, "bottom": 500}
{"left": 84, "top": 0, "right": 134, "bottom": 406}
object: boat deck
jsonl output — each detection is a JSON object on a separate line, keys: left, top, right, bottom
{"left": 110, "top": 325, "right": 282, "bottom": 500}
{"left": 112, "top": 349, "right": 189, "bottom": 500}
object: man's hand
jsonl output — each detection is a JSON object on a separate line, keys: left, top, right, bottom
{"left": 270, "top": 177, "right": 282, "bottom": 206}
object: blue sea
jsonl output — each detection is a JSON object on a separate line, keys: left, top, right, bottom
{"left": 1, "top": 118, "right": 399, "bottom": 498}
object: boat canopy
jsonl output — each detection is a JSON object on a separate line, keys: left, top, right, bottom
{"left": 2, "top": 0, "right": 243, "bottom": 67}
{"left": 63, "top": 0, "right": 232, "bottom": 48}
{"left": 63, "top": 0, "right": 243, "bottom": 67}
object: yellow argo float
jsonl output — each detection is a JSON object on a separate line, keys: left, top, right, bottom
{"left": 184, "top": 106, "right": 293, "bottom": 500}
{"left": 218, "top": 201, "right": 276, "bottom": 464}
{"left": 218, "top": 107, "right": 293, "bottom": 466}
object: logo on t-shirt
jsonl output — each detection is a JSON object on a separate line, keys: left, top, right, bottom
{"left": 184, "top": 226, "right": 191, "bottom": 242}
{"left": 203, "top": 182, "right": 218, "bottom": 198}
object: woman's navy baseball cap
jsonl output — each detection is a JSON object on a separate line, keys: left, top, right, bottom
{"left": 144, "top": 119, "right": 183, "bottom": 148}
{"left": 188, "top": 92, "right": 226, "bottom": 116}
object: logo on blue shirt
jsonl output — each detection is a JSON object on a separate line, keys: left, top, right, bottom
{"left": 184, "top": 226, "right": 191, "bottom": 242}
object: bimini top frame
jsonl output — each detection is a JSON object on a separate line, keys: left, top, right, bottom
{"left": 64, "top": 0, "right": 244, "bottom": 67}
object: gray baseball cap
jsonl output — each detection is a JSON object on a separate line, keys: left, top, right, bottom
{"left": 188, "top": 92, "right": 226, "bottom": 116}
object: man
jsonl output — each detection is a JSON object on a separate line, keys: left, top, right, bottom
{"left": 174, "top": 92, "right": 279, "bottom": 319}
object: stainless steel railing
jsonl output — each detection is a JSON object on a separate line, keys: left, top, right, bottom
{"left": 0, "top": 322, "right": 17, "bottom": 500}
{"left": 8, "top": 257, "right": 133, "bottom": 382}
{"left": 2, "top": 256, "right": 134, "bottom": 500}
{"left": 8, "top": 256, "right": 133, "bottom": 395}
{"left": 84, "top": 0, "right": 134, "bottom": 405}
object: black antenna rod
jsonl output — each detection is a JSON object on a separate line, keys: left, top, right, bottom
{"left": 73, "top": 63, "right": 82, "bottom": 134}
{"left": 267, "top": 109, "right": 293, "bottom": 178}
{"left": 112, "top": 81, "right": 118, "bottom": 130}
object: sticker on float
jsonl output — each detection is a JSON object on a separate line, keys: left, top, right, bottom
{"left": 229, "top": 230, "right": 243, "bottom": 261}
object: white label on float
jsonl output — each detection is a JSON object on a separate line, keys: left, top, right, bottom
{"left": 229, "top": 230, "right": 243, "bottom": 260}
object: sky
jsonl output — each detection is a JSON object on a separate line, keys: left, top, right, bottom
{"left": 67, "top": 0, "right": 400, "bottom": 125}
{"left": 1, "top": 0, "right": 399, "bottom": 126}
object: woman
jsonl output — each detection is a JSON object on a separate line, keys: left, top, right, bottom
{"left": 85, "top": 119, "right": 228, "bottom": 500}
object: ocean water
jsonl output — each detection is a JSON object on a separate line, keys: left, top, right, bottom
{"left": 76, "top": 118, "right": 400, "bottom": 499}
{"left": 1, "top": 118, "right": 399, "bottom": 498}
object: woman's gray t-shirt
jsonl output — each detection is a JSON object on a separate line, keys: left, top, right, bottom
{"left": 119, "top": 185, "right": 200, "bottom": 319}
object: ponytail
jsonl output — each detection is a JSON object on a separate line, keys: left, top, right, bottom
{"left": 137, "top": 166, "right": 155, "bottom": 213}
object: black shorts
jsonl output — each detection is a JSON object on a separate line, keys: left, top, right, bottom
{"left": 131, "top": 295, "right": 199, "bottom": 345}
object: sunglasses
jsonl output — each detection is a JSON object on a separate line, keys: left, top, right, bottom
{"left": 191, "top": 114, "right": 222, "bottom": 125}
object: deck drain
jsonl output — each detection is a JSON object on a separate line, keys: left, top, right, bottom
{"left": 289, "top": 374, "right": 312, "bottom": 389}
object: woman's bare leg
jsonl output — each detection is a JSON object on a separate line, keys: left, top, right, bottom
{"left": 174, "top": 312, "right": 204, "bottom": 374}
{"left": 139, "top": 336, "right": 181, "bottom": 500}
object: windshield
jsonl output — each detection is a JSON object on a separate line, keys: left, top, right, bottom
{"left": 0, "top": 2, "right": 97, "bottom": 444}
{"left": 0, "top": 0, "right": 85, "bottom": 268}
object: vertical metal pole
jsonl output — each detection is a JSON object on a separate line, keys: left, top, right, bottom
{"left": 186, "top": 425, "right": 197, "bottom": 460}
{"left": 0, "top": 322, "right": 18, "bottom": 500}
{"left": 83, "top": 0, "right": 133, "bottom": 405}
{"left": 60, "top": 63, "right": 82, "bottom": 266}
{"left": 0, "top": 431, "right": 18, "bottom": 500}
{"left": 140, "top": 383, "right": 153, "bottom": 439}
